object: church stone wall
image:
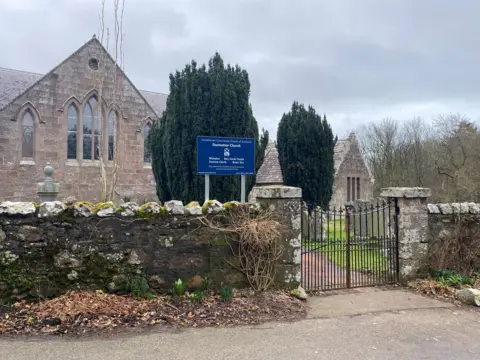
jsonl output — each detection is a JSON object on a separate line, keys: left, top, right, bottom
{"left": 0, "top": 40, "right": 158, "bottom": 203}
{"left": 330, "top": 137, "right": 373, "bottom": 210}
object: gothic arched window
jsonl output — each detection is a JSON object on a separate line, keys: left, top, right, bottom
{"left": 21, "top": 110, "right": 34, "bottom": 158}
{"left": 83, "top": 96, "right": 100, "bottom": 160}
{"left": 67, "top": 104, "right": 78, "bottom": 160}
{"left": 107, "top": 111, "right": 116, "bottom": 161}
{"left": 143, "top": 122, "right": 152, "bottom": 163}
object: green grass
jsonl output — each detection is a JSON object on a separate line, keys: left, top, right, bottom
{"left": 303, "top": 220, "right": 390, "bottom": 273}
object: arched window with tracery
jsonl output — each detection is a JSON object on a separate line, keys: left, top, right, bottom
{"left": 83, "top": 96, "right": 101, "bottom": 160}
{"left": 21, "top": 110, "right": 34, "bottom": 159}
{"left": 67, "top": 104, "right": 78, "bottom": 160}
{"left": 107, "top": 111, "right": 116, "bottom": 161}
{"left": 143, "top": 122, "right": 152, "bottom": 163}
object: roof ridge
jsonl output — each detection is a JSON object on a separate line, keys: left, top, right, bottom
{"left": 0, "top": 66, "right": 168, "bottom": 98}
{"left": 138, "top": 88, "right": 168, "bottom": 96}
{"left": 0, "top": 38, "right": 99, "bottom": 111}
{"left": 0, "top": 38, "right": 167, "bottom": 115}
{"left": 0, "top": 66, "right": 43, "bottom": 77}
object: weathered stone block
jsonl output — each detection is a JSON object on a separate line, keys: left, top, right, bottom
{"left": 250, "top": 185, "right": 302, "bottom": 201}
{"left": 185, "top": 201, "right": 202, "bottom": 215}
{"left": 120, "top": 202, "right": 139, "bottom": 217}
{"left": 456, "top": 288, "right": 480, "bottom": 306}
{"left": 17, "top": 225, "right": 43, "bottom": 242}
{"left": 158, "top": 235, "right": 174, "bottom": 247}
{"left": 459, "top": 203, "right": 470, "bottom": 213}
{"left": 202, "top": 200, "right": 225, "bottom": 214}
{"left": 73, "top": 202, "right": 94, "bottom": 217}
{"left": 451, "top": 203, "right": 461, "bottom": 214}
{"left": 38, "top": 201, "right": 66, "bottom": 218}
{"left": 96, "top": 203, "right": 115, "bottom": 217}
{"left": 0, "top": 201, "right": 36, "bottom": 215}
{"left": 468, "top": 202, "right": 480, "bottom": 214}
{"left": 165, "top": 200, "right": 185, "bottom": 215}
{"left": 427, "top": 204, "right": 440, "bottom": 214}
{"left": 54, "top": 250, "right": 82, "bottom": 269}
{"left": 438, "top": 203, "right": 453, "bottom": 215}
{"left": 275, "top": 264, "right": 301, "bottom": 288}
{"left": 380, "top": 187, "right": 431, "bottom": 199}
{"left": 0, "top": 226, "right": 6, "bottom": 243}
{"left": 138, "top": 202, "right": 162, "bottom": 215}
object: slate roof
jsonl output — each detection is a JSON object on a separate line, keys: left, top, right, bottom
{"left": 0, "top": 67, "right": 42, "bottom": 109}
{"left": 256, "top": 142, "right": 284, "bottom": 185}
{"left": 334, "top": 138, "right": 350, "bottom": 174}
{"left": 138, "top": 89, "right": 167, "bottom": 117}
{"left": 0, "top": 63, "right": 167, "bottom": 115}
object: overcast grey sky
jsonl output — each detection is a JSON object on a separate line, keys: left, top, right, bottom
{"left": 1, "top": 0, "right": 479, "bottom": 139}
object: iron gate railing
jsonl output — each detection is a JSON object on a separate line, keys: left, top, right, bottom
{"left": 301, "top": 198, "right": 399, "bottom": 291}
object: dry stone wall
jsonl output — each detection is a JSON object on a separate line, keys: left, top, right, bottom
{"left": 0, "top": 200, "right": 232, "bottom": 301}
{"left": 427, "top": 202, "right": 480, "bottom": 250}
{"left": 0, "top": 197, "right": 301, "bottom": 302}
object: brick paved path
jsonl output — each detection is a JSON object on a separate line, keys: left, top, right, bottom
{"left": 301, "top": 251, "right": 372, "bottom": 291}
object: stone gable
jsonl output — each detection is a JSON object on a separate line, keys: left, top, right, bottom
{"left": 329, "top": 133, "right": 373, "bottom": 209}
{"left": 252, "top": 133, "right": 373, "bottom": 209}
{"left": 0, "top": 37, "right": 166, "bottom": 202}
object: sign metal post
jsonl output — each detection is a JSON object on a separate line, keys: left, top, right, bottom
{"left": 204, "top": 174, "right": 210, "bottom": 202}
{"left": 197, "top": 136, "right": 255, "bottom": 203}
{"left": 240, "top": 175, "right": 246, "bottom": 203}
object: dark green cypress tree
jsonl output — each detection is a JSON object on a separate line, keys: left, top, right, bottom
{"left": 276, "top": 102, "right": 335, "bottom": 208}
{"left": 150, "top": 53, "right": 265, "bottom": 203}
{"left": 256, "top": 128, "right": 269, "bottom": 171}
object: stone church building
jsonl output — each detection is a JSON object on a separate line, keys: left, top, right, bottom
{"left": 330, "top": 133, "right": 373, "bottom": 208}
{"left": 0, "top": 36, "right": 166, "bottom": 202}
{"left": 254, "top": 133, "right": 373, "bottom": 208}
{"left": 0, "top": 35, "right": 373, "bottom": 205}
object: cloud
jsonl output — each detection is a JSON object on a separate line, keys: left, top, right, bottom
{"left": 1, "top": 0, "right": 479, "bottom": 139}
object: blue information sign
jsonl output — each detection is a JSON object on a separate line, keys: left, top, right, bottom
{"left": 197, "top": 136, "right": 255, "bottom": 175}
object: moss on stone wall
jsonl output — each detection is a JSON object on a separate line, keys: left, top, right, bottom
{"left": 0, "top": 196, "right": 301, "bottom": 300}
{"left": 0, "top": 213, "right": 251, "bottom": 302}
{"left": 201, "top": 200, "right": 215, "bottom": 214}
{"left": 136, "top": 202, "right": 166, "bottom": 219}
{"left": 0, "top": 248, "right": 147, "bottom": 302}
{"left": 93, "top": 202, "right": 114, "bottom": 214}
{"left": 56, "top": 206, "right": 75, "bottom": 223}
{"left": 72, "top": 201, "right": 95, "bottom": 210}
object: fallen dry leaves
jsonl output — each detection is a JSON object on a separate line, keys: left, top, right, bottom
{"left": 408, "top": 279, "right": 457, "bottom": 300}
{"left": 0, "top": 290, "right": 306, "bottom": 336}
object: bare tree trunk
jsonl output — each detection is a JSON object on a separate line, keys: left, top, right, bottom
{"left": 94, "top": 0, "right": 126, "bottom": 203}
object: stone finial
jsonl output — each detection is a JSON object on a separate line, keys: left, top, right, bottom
{"left": 37, "top": 162, "right": 60, "bottom": 202}
{"left": 44, "top": 161, "right": 54, "bottom": 179}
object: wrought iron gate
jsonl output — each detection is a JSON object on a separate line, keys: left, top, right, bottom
{"left": 301, "top": 198, "right": 399, "bottom": 291}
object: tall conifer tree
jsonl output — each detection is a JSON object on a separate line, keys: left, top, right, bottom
{"left": 149, "top": 53, "right": 268, "bottom": 203}
{"left": 276, "top": 102, "right": 335, "bottom": 208}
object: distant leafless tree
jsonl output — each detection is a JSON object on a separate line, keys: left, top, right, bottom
{"left": 357, "top": 114, "right": 480, "bottom": 202}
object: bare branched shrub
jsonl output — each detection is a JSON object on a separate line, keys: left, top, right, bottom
{"left": 201, "top": 207, "right": 288, "bottom": 292}
{"left": 429, "top": 218, "right": 480, "bottom": 276}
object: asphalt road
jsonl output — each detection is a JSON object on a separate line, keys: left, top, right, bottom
{"left": 1, "top": 291, "right": 480, "bottom": 360}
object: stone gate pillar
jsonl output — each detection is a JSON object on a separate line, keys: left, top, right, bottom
{"left": 249, "top": 185, "right": 302, "bottom": 288}
{"left": 380, "top": 187, "right": 431, "bottom": 283}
